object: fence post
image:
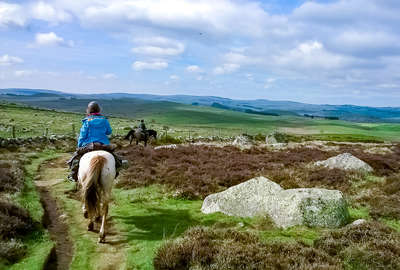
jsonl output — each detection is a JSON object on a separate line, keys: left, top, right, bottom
{"left": 45, "top": 127, "right": 49, "bottom": 137}
{"left": 72, "top": 123, "right": 75, "bottom": 136}
{"left": 12, "top": 125, "right": 16, "bottom": 138}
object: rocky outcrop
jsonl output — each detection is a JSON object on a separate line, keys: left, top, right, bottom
{"left": 265, "top": 133, "right": 278, "bottom": 144}
{"left": 314, "top": 153, "right": 373, "bottom": 172}
{"left": 232, "top": 135, "right": 253, "bottom": 146}
{"left": 201, "top": 177, "right": 349, "bottom": 228}
{"left": 154, "top": 144, "right": 177, "bottom": 150}
{"left": 201, "top": 176, "right": 283, "bottom": 217}
{"left": 266, "top": 188, "right": 349, "bottom": 228}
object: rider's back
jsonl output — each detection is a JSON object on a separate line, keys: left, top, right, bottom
{"left": 78, "top": 114, "right": 112, "bottom": 147}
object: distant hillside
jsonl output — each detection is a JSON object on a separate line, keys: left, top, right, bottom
{"left": 1, "top": 88, "right": 400, "bottom": 122}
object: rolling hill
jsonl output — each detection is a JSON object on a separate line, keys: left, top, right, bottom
{"left": 2, "top": 88, "right": 400, "bottom": 122}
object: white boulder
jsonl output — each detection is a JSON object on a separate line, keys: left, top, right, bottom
{"left": 202, "top": 177, "right": 349, "bottom": 228}
{"left": 314, "top": 153, "right": 373, "bottom": 172}
{"left": 201, "top": 176, "right": 282, "bottom": 217}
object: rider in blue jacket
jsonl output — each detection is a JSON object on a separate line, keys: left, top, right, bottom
{"left": 78, "top": 110, "right": 112, "bottom": 147}
{"left": 67, "top": 101, "right": 123, "bottom": 181}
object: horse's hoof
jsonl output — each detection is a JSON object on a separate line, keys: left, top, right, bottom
{"left": 87, "top": 222, "right": 94, "bottom": 231}
{"left": 84, "top": 211, "right": 88, "bottom": 219}
{"left": 98, "top": 236, "right": 106, "bottom": 243}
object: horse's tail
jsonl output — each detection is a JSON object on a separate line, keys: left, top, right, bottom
{"left": 82, "top": 155, "right": 106, "bottom": 219}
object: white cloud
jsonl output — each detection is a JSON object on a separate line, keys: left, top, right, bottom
{"left": 132, "top": 36, "right": 184, "bottom": 56}
{"left": 103, "top": 73, "right": 117, "bottom": 79}
{"left": 169, "top": 75, "right": 179, "bottom": 80}
{"left": 213, "top": 63, "right": 240, "bottom": 75}
{"left": 0, "top": 2, "right": 26, "bottom": 28}
{"left": 132, "top": 60, "right": 168, "bottom": 71}
{"left": 274, "top": 41, "right": 349, "bottom": 70}
{"left": 224, "top": 52, "right": 251, "bottom": 64}
{"left": 186, "top": 65, "right": 202, "bottom": 73}
{"left": 14, "top": 70, "right": 33, "bottom": 77}
{"left": 333, "top": 30, "right": 400, "bottom": 55}
{"left": 77, "top": 0, "right": 273, "bottom": 37}
{"left": 377, "top": 83, "right": 399, "bottom": 89}
{"left": 34, "top": 32, "right": 74, "bottom": 47}
{"left": 31, "top": 1, "right": 72, "bottom": 24}
{"left": 0, "top": 54, "right": 23, "bottom": 66}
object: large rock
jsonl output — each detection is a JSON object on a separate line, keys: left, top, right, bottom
{"left": 267, "top": 188, "right": 349, "bottom": 228}
{"left": 232, "top": 135, "right": 252, "bottom": 146}
{"left": 202, "top": 177, "right": 349, "bottom": 228}
{"left": 314, "top": 153, "right": 373, "bottom": 172}
{"left": 201, "top": 176, "right": 283, "bottom": 217}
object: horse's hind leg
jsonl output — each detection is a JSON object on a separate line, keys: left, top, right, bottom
{"left": 99, "top": 203, "right": 108, "bottom": 243}
{"left": 82, "top": 204, "right": 88, "bottom": 219}
{"left": 88, "top": 219, "right": 94, "bottom": 231}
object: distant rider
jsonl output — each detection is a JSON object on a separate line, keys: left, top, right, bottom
{"left": 139, "top": 119, "right": 146, "bottom": 131}
{"left": 67, "top": 101, "right": 124, "bottom": 181}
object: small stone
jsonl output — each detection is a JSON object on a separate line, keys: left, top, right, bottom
{"left": 350, "top": 219, "right": 367, "bottom": 226}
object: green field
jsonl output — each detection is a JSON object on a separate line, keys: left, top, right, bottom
{"left": 1, "top": 101, "right": 400, "bottom": 142}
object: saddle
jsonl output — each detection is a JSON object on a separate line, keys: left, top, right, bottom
{"left": 67, "top": 142, "right": 117, "bottom": 166}
{"left": 76, "top": 142, "right": 116, "bottom": 155}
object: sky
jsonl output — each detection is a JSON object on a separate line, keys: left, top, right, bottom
{"left": 1, "top": 0, "right": 400, "bottom": 106}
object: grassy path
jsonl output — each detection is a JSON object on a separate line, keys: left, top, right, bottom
{"left": 37, "top": 155, "right": 128, "bottom": 270}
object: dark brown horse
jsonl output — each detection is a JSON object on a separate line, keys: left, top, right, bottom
{"left": 125, "top": 129, "right": 156, "bottom": 146}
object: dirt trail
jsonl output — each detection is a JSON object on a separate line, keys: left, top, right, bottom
{"left": 36, "top": 154, "right": 128, "bottom": 270}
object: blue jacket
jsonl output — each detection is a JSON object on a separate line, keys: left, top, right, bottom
{"left": 77, "top": 114, "right": 112, "bottom": 147}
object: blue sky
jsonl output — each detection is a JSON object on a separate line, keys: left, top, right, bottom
{"left": 1, "top": 0, "right": 400, "bottom": 106}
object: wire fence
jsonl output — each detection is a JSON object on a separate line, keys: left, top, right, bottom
{"left": 0, "top": 122, "right": 270, "bottom": 141}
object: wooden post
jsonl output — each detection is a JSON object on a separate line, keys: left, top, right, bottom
{"left": 45, "top": 128, "right": 49, "bottom": 137}
{"left": 188, "top": 130, "right": 191, "bottom": 141}
{"left": 12, "top": 125, "right": 15, "bottom": 138}
{"left": 72, "top": 123, "right": 75, "bottom": 135}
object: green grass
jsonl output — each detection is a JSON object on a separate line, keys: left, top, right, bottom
{"left": 381, "top": 218, "right": 400, "bottom": 232}
{"left": 110, "top": 185, "right": 324, "bottom": 269}
{"left": 112, "top": 186, "right": 249, "bottom": 269}
{"left": 6, "top": 151, "right": 60, "bottom": 270}
{"left": 59, "top": 181, "right": 98, "bottom": 269}
{"left": 259, "top": 226, "right": 321, "bottom": 246}
{"left": 0, "top": 103, "right": 134, "bottom": 138}
{"left": 348, "top": 206, "right": 370, "bottom": 221}
{"left": 2, "top": 101, "right": 400, "bottom": 142}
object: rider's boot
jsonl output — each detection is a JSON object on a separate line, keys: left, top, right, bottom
{"left": 67, "top": 159, "right": 79, "bottom": 182}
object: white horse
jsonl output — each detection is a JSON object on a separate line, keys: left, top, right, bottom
{"left": 78, "top": 150, "right": 115, "bottom": 243}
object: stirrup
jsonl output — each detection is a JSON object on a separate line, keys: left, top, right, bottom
{"left": 67, "top": 174, "right": 77, "bottom": 182}
{"left": 121, "top": 160, "right": 129, "bottom": 169}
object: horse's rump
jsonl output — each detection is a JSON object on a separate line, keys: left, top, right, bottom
{"left": 81, "top": 155, "right": 106, "bottom": 219}
{"left": 78, "top": 151, "right": 115, "bottom": 242}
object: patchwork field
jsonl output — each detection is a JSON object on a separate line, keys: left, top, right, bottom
{"left": 1, "top": 102, "right": 400, "bottom": 142}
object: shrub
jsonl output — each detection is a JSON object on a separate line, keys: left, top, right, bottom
{"left": 154, "top": 226, "right": 341, "bottom": 270}
{"left": 119, "top": 145, "right": 346, "bottom": 198}
{"left": 0, "top": 239, "right": 27, "bottom": 264}
{"left": 315, "top": 221, "right": 400, "bottom": 269}
{"left": 361, "top": 174, "right": 400, "bottom": 219}
{"left": 0, "top": 200, "right": 36, "bottom": 239}
{"left": 0, "top": 160, "right": 24, "bottom": 193}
